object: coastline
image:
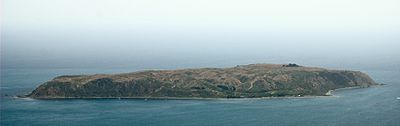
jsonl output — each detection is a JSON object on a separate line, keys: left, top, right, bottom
{"left": 17, "top": 96, "right": 330, "bottom": 101}
{"left": 17, "top": 85, "right": 383, "bottom": 100}
{"left": 325, "top": 84, "right": 383, "bottom": 96}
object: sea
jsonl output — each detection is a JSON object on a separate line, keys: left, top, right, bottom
{"left": 1, "top": 68, "right": 399, "bottom": 126}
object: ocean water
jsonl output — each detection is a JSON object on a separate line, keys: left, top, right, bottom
{"left": 1, "top": 68, "right": 399, "bottom": 126}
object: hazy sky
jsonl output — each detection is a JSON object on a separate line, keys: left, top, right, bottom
{"left": 2, "top": 0, "right": 400, "bottom": 70}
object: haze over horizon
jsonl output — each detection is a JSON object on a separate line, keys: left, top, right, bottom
{"left": 2, "top": 0, "right": 400, "bottom": 70}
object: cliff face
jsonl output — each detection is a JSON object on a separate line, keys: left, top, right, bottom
{"left": 28, "top": 64, "right": 377, "bottom": 98}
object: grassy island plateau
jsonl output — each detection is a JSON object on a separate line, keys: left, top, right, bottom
{"left": 26, "top": 64, "right": 378, "bottom": 99}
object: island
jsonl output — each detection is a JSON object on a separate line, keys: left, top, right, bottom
{"left": 27, "top": 64, "right": 378, "bottom": 99}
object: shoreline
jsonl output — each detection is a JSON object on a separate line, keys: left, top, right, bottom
{"left": 16, "top": 85, "right": 383, "bottom": 100}
{"left": 325, "top": 84, "right": 383, "bottom": 96}
{"left": 17, "top": 95, "right": 328, "bottom": 100}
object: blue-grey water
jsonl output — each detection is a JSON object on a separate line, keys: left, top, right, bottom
{"left": 1, "top": 68, "right": 399, "bottom": 126}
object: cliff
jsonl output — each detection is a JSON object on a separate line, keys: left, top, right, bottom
{"left": 27, "top": 64, "right": 377, "bottom": 99}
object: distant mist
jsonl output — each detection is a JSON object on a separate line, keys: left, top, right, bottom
{"left": 2, "top": 0, "right": 400, "bottom": 71}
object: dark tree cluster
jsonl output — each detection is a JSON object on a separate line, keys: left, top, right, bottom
{"left": 283, "top": 63, "right": 300, "bottom": 67}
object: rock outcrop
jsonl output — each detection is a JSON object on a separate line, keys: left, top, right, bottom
{"left": 27, "top": 64, "right": 377, "bottom": 99}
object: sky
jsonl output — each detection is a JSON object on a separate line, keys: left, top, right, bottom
{"left": 1, "top": 0, "right": 400, "bottom": 70}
